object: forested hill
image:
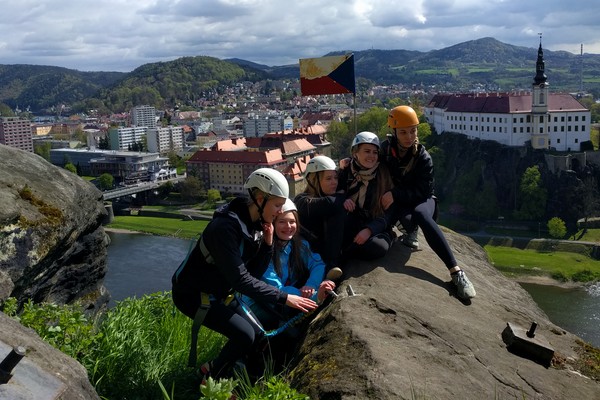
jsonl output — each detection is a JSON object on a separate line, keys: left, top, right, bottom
{"left": 1, "top": 37, "right": 599, "bottom": 113}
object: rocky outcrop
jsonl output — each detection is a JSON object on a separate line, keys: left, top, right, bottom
{"left": 0, "top": 312, "right": 100, "bottom": 399}
{"left": 0, "top": 144, "right": 109, "bottom": 310}
{"left": 290, "top": 228, "right": 600, "bottom": 399}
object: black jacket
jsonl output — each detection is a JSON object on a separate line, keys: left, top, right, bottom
{"left": 336, "top": 161, "right": 395, "bottom": 236}
{"left": 380, "top": 137, "right": 435, "bottom": 207}
{"left": 294, "top": 191, "right": 345, "bottom": 242}
{"left": 172, "top": 197, "right": 287, "bottom": 305}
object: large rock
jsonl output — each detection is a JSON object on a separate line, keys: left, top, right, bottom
{"left": 290, "top": 228, "right": 600, "bottom": 399}
{"left": 0, "top": 144, "right": 109, "bottom": 310}
{"left": 0, "top": 312, "right": 100, "bottom": 400}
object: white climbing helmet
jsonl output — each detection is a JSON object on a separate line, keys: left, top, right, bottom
{"left": 281, "top": 198, "right": 297, "bottom": 213}
{"left": 244, "top": 168, "right": 289, "bottom": 198}
{"left": 351, "top": 131, "right": 380, "bottom": 149}
{"left": 305, "top": 155, "right": 337, "bottom": 175}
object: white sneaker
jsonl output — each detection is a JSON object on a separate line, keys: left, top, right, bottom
{"left": 402, "top": 228, "right": 419, "bottom": 249}
{"left": 451, "top": 270, "right": 476, "bottom": 299}
{"left": 326, "top": 267, "right": 343, "bottom": 281}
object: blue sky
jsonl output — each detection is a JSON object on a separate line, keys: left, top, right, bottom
{"left": 1, "top": 0, "right": 598, "bottom": 72}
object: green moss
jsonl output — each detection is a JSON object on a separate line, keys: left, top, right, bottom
{"left": 17, "top": 185, "right": 64, "bottom": 227}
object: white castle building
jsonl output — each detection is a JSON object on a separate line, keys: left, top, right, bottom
{"left": 424, "top": 41, "right": 591, "bottom": 152}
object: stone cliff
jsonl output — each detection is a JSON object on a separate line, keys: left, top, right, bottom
{"left": 289, "top": 229, "right": 600, "bottom": 399}
{"left": 0, "top": 144, "right": 109, "bottom": 310}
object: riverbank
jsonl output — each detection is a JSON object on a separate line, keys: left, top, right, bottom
{"left": 512, "top": 275, "right": 586, "bottom": 289}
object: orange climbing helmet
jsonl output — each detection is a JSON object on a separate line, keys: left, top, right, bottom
{"left": 387, "top": 105, "right": 419, "bottom": 129}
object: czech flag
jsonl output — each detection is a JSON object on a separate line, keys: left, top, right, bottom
{"left": 299, "top": 54, "right": 355, "bottom": 96}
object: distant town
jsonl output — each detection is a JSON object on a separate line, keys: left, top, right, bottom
{"left": 0, "top": 43, "right": 596, "bottom": 201}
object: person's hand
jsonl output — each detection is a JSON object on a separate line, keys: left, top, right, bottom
{"left": 262, "top": 222, "right": 274, "bottom": 246}
{"left": 300, "top": 286, "right": 315, "bottom": 298}
{"left": 286, "top": 294, "right": 317, "bottom": 312}
{"left": 317, "top": 280, "right": 336, "bottom": 303}
{"left": 339, "top": 157, "right": 351, "bottom": 169}
{"left": 343, "top": 198, "right": 356, "bottom": 212}
{"left": 381, "top": 191, "right": 394, "bottom": 210}
{"left": 353, "top": 228, "right": 372, "bottom": 245}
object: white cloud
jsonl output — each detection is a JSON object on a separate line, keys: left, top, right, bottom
{"left": 0, "top": 0, "right": 598, "bottom": 72}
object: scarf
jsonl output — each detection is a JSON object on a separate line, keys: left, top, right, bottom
{"left": 348, "top": 159, "right": 379, "bottom": 209}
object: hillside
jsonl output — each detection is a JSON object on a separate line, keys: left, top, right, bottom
{"left": 1, "top": 37, "right": 599, "bottom": 113}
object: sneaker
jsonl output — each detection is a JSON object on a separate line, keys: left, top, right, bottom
{"left": 451, "top": 270, "right": 476, "bottom": 299}
{"left": 197, "top": 362, "right": 211, "bottom": 385}
{"left": 402, "top": 228, "right": 419, "bottom": 249}
{"left": 325, "top": 267, "right": 343, "bottom": 281}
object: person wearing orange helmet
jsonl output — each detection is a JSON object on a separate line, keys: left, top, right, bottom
{"left": 380, "top": 105, "right": 476, "bottom": 300}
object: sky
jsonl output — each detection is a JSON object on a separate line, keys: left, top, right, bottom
{"left": 1, "top": 0, "right": 599, "bottom": 73}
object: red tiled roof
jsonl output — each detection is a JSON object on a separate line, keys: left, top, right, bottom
{"left": 428, "top": 92, "right": 587, "bottom": 114}
{"left": 188, "top": 148, "right": 284, "bottom": 165}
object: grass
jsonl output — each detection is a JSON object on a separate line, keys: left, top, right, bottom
{"left": 107, "top": 216, "right": 209, "bottom": 239}
{"left": 484, "top": 245, "right": 600, "bottom": 282}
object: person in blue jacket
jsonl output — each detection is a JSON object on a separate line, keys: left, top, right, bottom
{"left": 171, "top": 168, "right": 317, "bottom": 381}
{"left": 243, "top": 198, "right": 336, "bottom": 330}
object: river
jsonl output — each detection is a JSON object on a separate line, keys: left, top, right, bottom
{"left": 104, "top": 231, "right": 600, "bottom": 348}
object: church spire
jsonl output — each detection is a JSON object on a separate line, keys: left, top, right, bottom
{"left": 533, "top": 33, "right": 547, "bottom": 85}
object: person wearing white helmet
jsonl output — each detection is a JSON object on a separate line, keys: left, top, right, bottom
{"left": 337, "top": 131, "right": 396, "bottom": 260}
{"left": 240, "top": 198, "right": 336, "bottom": 370}
{"left": 172, "top": 168, "right": 318, "bottom": 382}
{"left": 294, "top": 155, "right": 345, "bottom": 280}
{"left": 381, "top": 105, "right": 476, "bottom": 301}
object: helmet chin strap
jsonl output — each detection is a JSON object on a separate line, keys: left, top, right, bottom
{"left": 249, "top": 190, "right": 269, "bottom": 225}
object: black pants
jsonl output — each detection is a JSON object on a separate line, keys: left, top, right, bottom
{"left": 395, "top": 197, "right": 457, "bottom": 269}
{"left": 342, "top": 212, "right": 394, "bottom": 260}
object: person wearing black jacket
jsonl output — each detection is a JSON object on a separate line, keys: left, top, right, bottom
{"left": 381, "top": 105, "right": 476, "bottom": 300}
{"left": 172, "top": 168, "right": 317, "bottom": 380}
{"left": 294, "top": 155, "right": 345, "bottom": 279}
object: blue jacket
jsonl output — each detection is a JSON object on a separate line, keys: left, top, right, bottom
{"left": 242, "top": 239, "right": 325, "bottom": 318}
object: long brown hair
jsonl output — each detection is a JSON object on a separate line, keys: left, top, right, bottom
{"left": 273, "top": 210, "right": 308, "bottom": 285}
{"left": 350, "top": 145, "right": 393, "bottom": 218}
{"left": 303, "top": 171, "right": 327, "bottom": 197}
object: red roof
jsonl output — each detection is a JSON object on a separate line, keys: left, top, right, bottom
{"left": 428, "top": 92, "right": 588, "bottom": 114}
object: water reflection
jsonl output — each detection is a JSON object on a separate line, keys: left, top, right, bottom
{"left": 519, "top": 282, "right": 600, "bottom": 348}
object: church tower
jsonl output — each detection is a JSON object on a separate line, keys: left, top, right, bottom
{"left": 531, "top": 34, "right": 550, "bottom": 149}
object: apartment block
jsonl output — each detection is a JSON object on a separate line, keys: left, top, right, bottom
{"left": 0, "top": 117, "right": 33, "bottom": 152}
{"left": 146, "top": 126, "right": 185, "bottom": 154}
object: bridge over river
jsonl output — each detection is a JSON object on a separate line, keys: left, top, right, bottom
{"left": 102, "top": 176, "right": 185, "bottom": 200}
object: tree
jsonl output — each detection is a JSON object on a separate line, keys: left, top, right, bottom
{"left": 206, "top": 189, "right": 221, "bottom": 205}
{"left": 34, "top": 142, "right": 51, "bottom": 161}
{"left": 326, "top": 120, "right": 351, "bottom": 160}
{"left": 98, "top": 173, "right": 114, "bottom": 191}
{"left": 516, "top": 166, "right": 547, "bottom": 220}
{"left": 547, "top": 217, "right": 567, "bottom": 239}
{"left": 179, "top": 176, "right": 204, "bottom": 202}
{"left": 64, "top": 162, "right": 77, "bottom": 174}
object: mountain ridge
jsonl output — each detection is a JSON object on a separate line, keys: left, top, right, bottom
{"left": 1, "top": 37, "right": 598, "bottom": 113}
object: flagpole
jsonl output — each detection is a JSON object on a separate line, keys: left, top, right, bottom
{"left": 353, "top": 91, "right": 357, "bottom": 134}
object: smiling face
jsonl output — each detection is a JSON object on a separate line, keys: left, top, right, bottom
{"left": 353, "top": 143, "right": 379, "bottom": 169}
{"left": 319, "top": 170, "right": 338, "bottom": 196}
{"left": 274, "top": 210, "right": 297, "bottom": 241}
{"left": 260, "top": 195, "right": 286, "bottom": 223}
{"left": 394, "top": 125, "right": 418, "bottom": 149}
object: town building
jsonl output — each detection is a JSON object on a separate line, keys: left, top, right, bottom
{"left": 146, "top": 125, "right": 185, "bottom": 154}
{"left": 89, "top": 151, "right": 169, "bottom": 184}
{"left": 108, "top": 126, "right": 147, "bottom": 150}
{"left": 243, "top": 115, "right": 293, "bottom": 137}
{"left": 131, "top": 105, "right": 157, "bottom": 128}
{"left": 186, "top": 125, "right": 329, "bottom": 196}
{"left": 424, "top": 41, "right": 591, "bottom": 152}
{"left": 0, "top": 117, "right": 33, "bottom": 152}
